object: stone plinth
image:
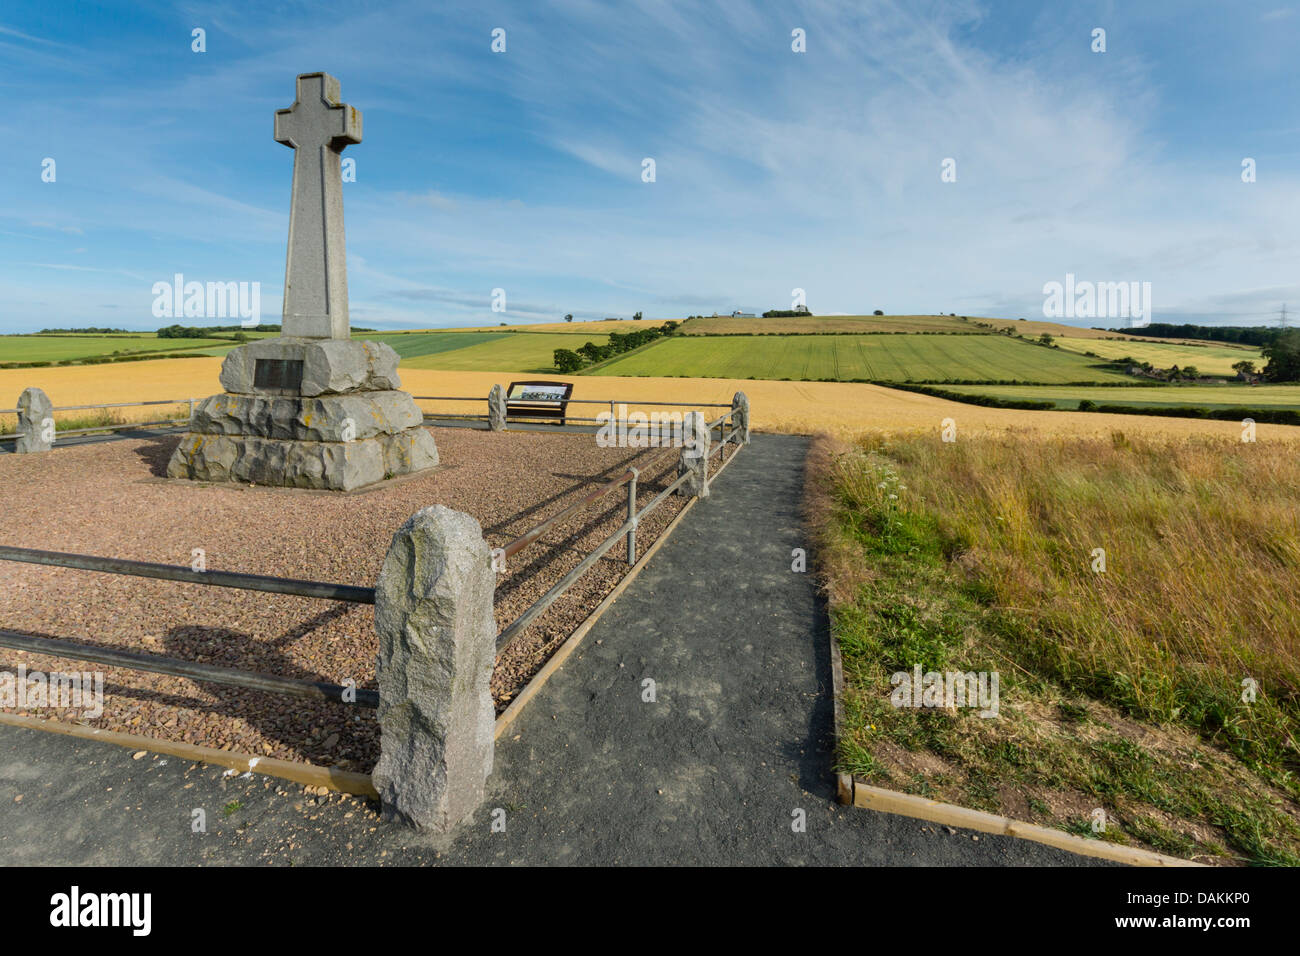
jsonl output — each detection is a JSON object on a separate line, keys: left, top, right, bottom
{"left": 218, "top": 337, "right": 400, "bottom": 397}
{"left": 166, "top": 337, "right": 438, "bottom": 490}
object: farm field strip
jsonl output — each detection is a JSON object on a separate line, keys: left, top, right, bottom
{"left": 399, "top": 332, "right": 611, "bottom": 372}
{"left": 591, "top": 334, "right": 1131, "bottom": 383}
{"left": 361, "top": 331, "right": 512, "bottom": 359}
{"left": 679, "top": 314, "right": 978, "bottom": 334}
{"left": 0, "top": 334, "right": 233, "bottom": 363}
{"left": 1053, "top": 338, "right": 1265, "bottom": 375}
{"left": 454, "top": 319, "right": 672, "bottom": 334}
{"left": 3, "top": 358, "right": 1298, "bottom": 443}
{"left": 941, "top": 383, "right": 1300, "bottom": 410}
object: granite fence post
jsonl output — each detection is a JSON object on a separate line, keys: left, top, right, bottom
{"left": 373, "top": 505, "right": 496, "bottom": 830}
{"left": 731, "top": 391, "right": 751, "bottom": 446}
{"left": 676, "top": 410, "right": 710, "bottom": 497}
{"left": 15, "top": 387, "right": 54, "bottom": 453}
{"left": 487, "top": 384, "right": 507, "bottom": 431}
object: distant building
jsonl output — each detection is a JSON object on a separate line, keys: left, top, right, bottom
{"left": 731, "top": 310, "right": 756, "bottom": 318}
{"left": 793, "top": 304, "right": 810, "bottom": 314}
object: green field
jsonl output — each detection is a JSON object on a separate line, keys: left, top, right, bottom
{"left": 399, "top": 332, "right": 610, "bottom": 372}
{"left": 362, "top": 331, "right": 511, "bottom": 359}
{"left": 589, "top": 334, "right": 1130, "bottom": 383}
{"left": 1054, "top": 337, "right": 1263, "bottom": 376}
{"left": 0, "top": 333, "right": 233, "bottom": 363}
{"left": 680, "top": 314, "right": 978, "bottom": 335}
{"left": 941, "top": 383, "right": 1300, "bottom": 410}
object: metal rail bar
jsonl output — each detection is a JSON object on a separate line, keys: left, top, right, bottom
{"left": 633, "top": 467, "right": 693, "bottom": 526}
{"left": 412, "top": 395, "right": 731, "bottom": 408}
{"left": 499, "top": 445, "right": 677, "bottom": 561}
{"left": 497, "top": 465, "right": 696, "bottom": 651}
{"left": 0, "top": 420, "right": 190, "bottom": 443}
{"left": 52, "top": 418, "right": 188, "bottom": 437}
{"left": 0, "top": 546, "right": 375, "bottom": 604}
{"left": 49, "top": 399, "right": 192, "bottom": 412}
{"left": 496, "top": 518, "right": 633, "bottom": 652}
{"left": 0, "top": 629, "right": 377, "bottom": 707}
{"left": 501, "top": 468, "right": 635, "bottom": 560}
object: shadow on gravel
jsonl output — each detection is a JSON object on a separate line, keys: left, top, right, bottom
{"left": 0, "top": 606, "right": 381, "bottom": 769}
{"left": 134, "top": 433, "right": 182, "bottom": 476}
{"left": 151, "top": 602, "right": 378, "bottom": 767}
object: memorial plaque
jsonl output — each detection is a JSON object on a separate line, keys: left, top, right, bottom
{"left": 253, "top": 358, "right": 304, "bottom": 392}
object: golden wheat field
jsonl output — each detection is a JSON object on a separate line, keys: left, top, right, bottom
{"left": 3, "top": 357, "right": 1300, "bottom": 444}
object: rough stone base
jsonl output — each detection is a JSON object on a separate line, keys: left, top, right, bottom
{"left": 166, "top": 426, "right": 438, "bottom": 491}
{"left": 189, "top": 390, "right": 423, "bottom": 442}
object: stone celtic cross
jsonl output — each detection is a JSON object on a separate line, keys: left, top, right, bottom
{"left": 274, "top": 72, "right": 362, "bottom": 339}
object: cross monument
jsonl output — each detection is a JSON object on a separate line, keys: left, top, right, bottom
{"left": 274, "top": 72, "right": 362, "bottom": 340}
{"left": 166, "top": 71, "right": 439, "bottom": 490}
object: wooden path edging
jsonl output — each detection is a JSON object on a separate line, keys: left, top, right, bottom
{"left": 0, "top": 711, "right": 378, "bottom": 797}
{"left": 825, "top": 622, "right": 1201, "bottom": 867}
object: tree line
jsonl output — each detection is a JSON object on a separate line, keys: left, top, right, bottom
{"left": 553, "top": 322, "right": 679, "bottom": 372}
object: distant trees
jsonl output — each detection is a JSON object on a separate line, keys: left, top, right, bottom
{"left": 633, "top": 311, "right": 643, "bottom": 320}
{"left": 1038, "top": 333, "right": 1055, "bottom": 346}
{"left": 157, "top": 324, "right": 212, "bottom": 338}
{"left": 553, "top": 348, "right": 584, "bottom": 372}
{"left": 1121, "top": 324, "right": 1279, "bottom": 347}
{"left": 551, "top": 321, "right": 679, "bottom": 373}
{"left": 873, "top": 310, "right": 884, "bottom": 316}
{"left": 39, "top": 327, "right": 129, "bottom": 334}
{"left": 1232, "top": 359, "right": 1257, "bottom": 379}
{"left": 564, "top": 313, "right": 573, "bottom": 323}
{"left": 762, "top": 309, "right": 815, "bottom": 317}
{"left": 1262, "top": 329, "right": 1300, "bottom": 382}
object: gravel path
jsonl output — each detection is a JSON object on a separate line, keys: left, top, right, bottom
{"left": 0, "top": 427, "right": 730, "bottom": 770}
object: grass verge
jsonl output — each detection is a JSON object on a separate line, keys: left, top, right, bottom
{"left": 808, "top": 432, "right": 1300, "bottom": 864}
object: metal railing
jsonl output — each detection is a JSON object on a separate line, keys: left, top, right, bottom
{"left": 0, "top": 546, "right": 377, "bottom": 707}
{"left": 413, "top": 396, "right": 731, "bottom": 407}
{"left": 0, "top": 546, "right": 375, "bottom": 603}
{"left": 0, "top": 630, "right": 377, "bottom": 707}
{"left": 0, "top": 389, "right": 745, "bottom": 703}
{"left": 493, "top": 406, "right": 742, "bottom": 652}
{"left": 0, "top": 397, "right": 196, "bottom": 442}
{"left": 413, "top": 394, "right": 732, "bottom": 428}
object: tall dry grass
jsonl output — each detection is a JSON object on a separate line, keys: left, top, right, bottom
{"left": 832, "top": 431, "right": 1300, "bottom": 775}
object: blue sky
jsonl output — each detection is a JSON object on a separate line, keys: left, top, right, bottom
{"left": 2, "top": 0, "right": 1299, "bottom": 333}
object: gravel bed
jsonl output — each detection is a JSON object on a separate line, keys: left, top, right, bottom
{"left": 0, "top": 427, "right": 734, "bottom": 771}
